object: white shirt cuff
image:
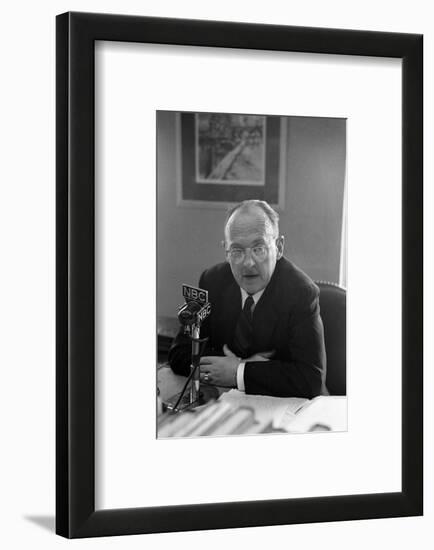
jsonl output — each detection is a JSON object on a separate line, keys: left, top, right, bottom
{"left": 236, "top": 361, "right": 246, "bottom": 392}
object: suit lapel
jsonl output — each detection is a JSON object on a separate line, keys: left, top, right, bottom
{"left": 251, "top": 288, "right": 279, "bottom": 352}
{"left": 214, "top": 280, "right": 241, "bottom": 347}
{"left": 251, "top": 263, "right": 282, "bottom": 352}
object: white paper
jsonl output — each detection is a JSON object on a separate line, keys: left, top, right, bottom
{"left": 278, "top": 396, "right": 348, "bottom": 433}
{"left": 219, "top": 389, "right": 308, "bottom": 427}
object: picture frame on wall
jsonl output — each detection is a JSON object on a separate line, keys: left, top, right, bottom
{"left": 56, "top": 12, "right": 423, "bottom": 538}
{"left": 176, "top": 111, "right": 286, "bottom": 208}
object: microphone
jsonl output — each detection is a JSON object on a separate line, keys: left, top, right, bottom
{"left": 177, "top": 284, "right": 211, "bottom": 331}
{"left": 172, "top": 284, "right": 211, "bottom": 410}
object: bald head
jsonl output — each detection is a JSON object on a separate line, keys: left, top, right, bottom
{"left": 224, "top": 200, "right": 279, "bottom": 241}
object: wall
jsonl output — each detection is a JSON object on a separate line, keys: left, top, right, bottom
{"left": 0, "top": 2, "right": 432, "bottom": 550}
{"left": 157, "top": 112, "right": 346, "bottom": 316}
{"left": 284, "top": 116, "right": 346, "bottom": 281}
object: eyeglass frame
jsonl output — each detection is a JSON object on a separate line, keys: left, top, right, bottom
{"left": 222, "top": 236, "right": 284, "bottom": 264}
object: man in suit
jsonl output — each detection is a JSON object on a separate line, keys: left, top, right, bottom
{"left": 168, "top": 200, "right": 327, "bottom": 398}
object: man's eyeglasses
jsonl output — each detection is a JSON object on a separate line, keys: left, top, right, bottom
{"left": 225, "top": 244, "right": 269, "bottom": 264}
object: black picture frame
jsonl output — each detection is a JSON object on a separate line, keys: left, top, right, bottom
{"left": 178, "top": 111, "right": 284, "bottom": 206}
{"left": 56, "top": 12, "right": 423, "bottom": 538}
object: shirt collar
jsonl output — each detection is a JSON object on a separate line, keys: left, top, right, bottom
{"left": 240, "top": 287, "right": 265, "bottom": 308}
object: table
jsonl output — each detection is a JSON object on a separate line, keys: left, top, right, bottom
{"left": 157, "top": 365, "right": 347, "bottom": 437}
{"left": 157, "top": 364, "right": 228, "bottom": 401}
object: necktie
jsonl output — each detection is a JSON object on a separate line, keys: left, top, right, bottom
{"left": 232, "top": 295, "right": 254, "bottom": 358}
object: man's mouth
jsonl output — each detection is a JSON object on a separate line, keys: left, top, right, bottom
{"left": 243, "top": 273, "right": 259, "bottom": 279}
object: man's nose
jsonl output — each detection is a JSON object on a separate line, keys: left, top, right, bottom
{"left": 243, "top": 249, "right": 255, "bottom": 267}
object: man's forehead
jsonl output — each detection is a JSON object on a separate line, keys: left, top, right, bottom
{"left": 225, "top": 209, "right": 274, "bottom": 241}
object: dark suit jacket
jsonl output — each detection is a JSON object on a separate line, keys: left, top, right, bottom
{"left": 168, "top": 257, "right": 327, "bottom": 398}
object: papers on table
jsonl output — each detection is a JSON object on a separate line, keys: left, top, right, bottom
{"left": 275, "top": 395, "right": 347, "bottom": 433}
{"left": 158, "top": 401, "right": 263, "bottom": 438}
{"left": 220, "top": 391, "right": 347, "bottom": 433}
{"left": 218, "top": 390, "right": 308, "bottom": 429}
{"left": 157, "top": 391, "right": 347, "bottom": 438}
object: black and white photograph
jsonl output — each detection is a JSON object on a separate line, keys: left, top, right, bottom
{"left": 157, "top": 110, "right": 347, "bottom": 438}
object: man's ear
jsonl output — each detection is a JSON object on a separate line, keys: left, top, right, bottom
{"left": 276, "top": 236, "right": 285, "bottom": 259}
{"left": 221, "top": 240, "right": 229, "bottom": 262}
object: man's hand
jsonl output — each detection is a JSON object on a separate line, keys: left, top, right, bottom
{"left": 199, "top": 345, "right": 275, "bottom": 387}
{"left": 199, "top": 345, "right": 239, "bottom": 387}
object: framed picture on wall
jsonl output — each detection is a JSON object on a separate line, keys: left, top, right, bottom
{"left": 56, "top": 11, "right": 423, "bottom": 539}
{"left": 176, "top": 111, "right": 286, "bottom": 208}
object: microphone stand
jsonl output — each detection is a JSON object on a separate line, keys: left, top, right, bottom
{"left": 169, "top": 324, "right": 208, "bottom": 412}
{"left": 189, "top": 325, "right": 201, "bottom": 404}
{"left": 164, "top": 294, "right": 215, "bottom": 412}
